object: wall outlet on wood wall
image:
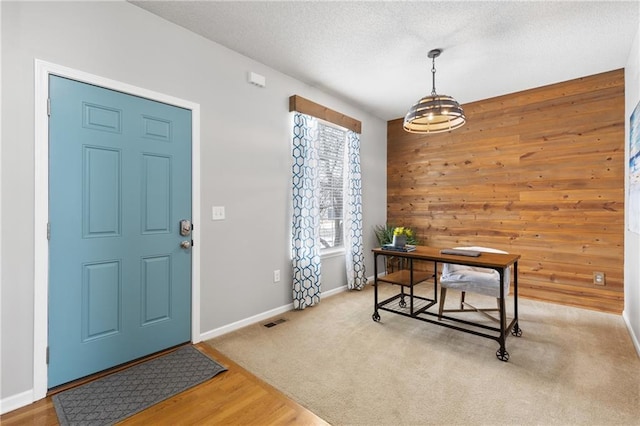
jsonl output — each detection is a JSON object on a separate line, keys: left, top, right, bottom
{"left": 593, "top": 272, "right": 605, "bottom": 286}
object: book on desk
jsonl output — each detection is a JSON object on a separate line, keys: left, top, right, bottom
{"left": 382, "top": 244, "right": 416, "bottom": 252}
{"left": 439, "top": 248, "right": 482, "bottom": 257}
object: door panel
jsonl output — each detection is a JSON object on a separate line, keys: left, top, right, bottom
{"left": 82, "top": 261, "right": 121, "bottom": 341}
{"left": 142, "top": 154, "right": 171, "bottom": 233}
{"left": 48, "top": 75, "right": 192, "bottom": 388}
{"left": 83, "top": 146, "right": 121, "bottom": 237}
{"left": 141, "top": 255, "right": 171, "bottom": 325}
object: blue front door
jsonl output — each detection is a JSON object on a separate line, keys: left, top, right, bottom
{"left": 48, "top": 75, "right": 192, "bottom": 388}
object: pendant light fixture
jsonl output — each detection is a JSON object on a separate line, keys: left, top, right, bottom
{"left": 403, "top": 48, "right": 466, "bottom": 134}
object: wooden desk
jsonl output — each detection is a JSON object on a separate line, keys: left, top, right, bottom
{"left": 372, "top": 246, "right": 522, "bottom": 361}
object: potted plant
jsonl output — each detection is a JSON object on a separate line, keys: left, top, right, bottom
{"left": 374, "top": 224, "right": 419, "bottom": 246}
{"left": 392, "top": 226, "right": 414, "bottom": 247}
{"left": 374, "top": 224, "right": 419, "bottom": 273}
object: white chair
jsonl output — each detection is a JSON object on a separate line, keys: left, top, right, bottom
{"left": 438, "top": 246, "right": 510, "bottom": 323}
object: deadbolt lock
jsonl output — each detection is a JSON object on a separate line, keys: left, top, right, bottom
{"left": 180, "top": 219, "right": 192, "bottom": 237}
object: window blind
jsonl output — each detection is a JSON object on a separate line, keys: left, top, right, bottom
{"left": 317, "top": 123, "right": 346, "bottom": 249}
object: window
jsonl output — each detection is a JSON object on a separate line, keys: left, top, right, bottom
{"left": 290, "top": 96, "right": 366, "bottom": 301}
{"left": 317, "top": 122, "right": 346, "bottom": 250}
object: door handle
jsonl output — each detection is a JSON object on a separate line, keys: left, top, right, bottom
{"left": 180, "top": 240, "right": 192, "bottom": 249}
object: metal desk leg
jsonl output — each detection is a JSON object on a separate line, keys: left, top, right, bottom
{"left": 399, "top": 286, "right": 407, "bottom": 308}
{"left": 496, "top": 268, "right": 509, "bottom": 362}
{"left": 372, "top": 253, "right": 380, "bottom": 322}
{"left": 511, "top": 261, "right": 522, "bottom": 337}
{"left": 409, "top": 258, "right": 414, "bottom": 315}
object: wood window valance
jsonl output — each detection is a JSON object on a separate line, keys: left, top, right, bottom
{"left": 289, "top": 95, "right": 361, "bottom": 134}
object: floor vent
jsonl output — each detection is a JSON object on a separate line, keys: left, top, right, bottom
{"left": 263, "top": 318, "right": 287, "bottom": 328}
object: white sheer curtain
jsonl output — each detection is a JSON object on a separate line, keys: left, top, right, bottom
{"left": 344, "top": 130, "right": 366, "bottom": 289}
{"left": 291, "top": 113, "right": 321, "bottom": 309}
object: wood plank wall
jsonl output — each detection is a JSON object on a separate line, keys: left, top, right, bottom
{"left": 386, "top": 69, "right": 625, "bottom": 313}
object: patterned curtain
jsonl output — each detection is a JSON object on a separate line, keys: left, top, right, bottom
{"left": 291, "top": 113, "right": 321, "bottom": 309}
{"left": 344, "top": 130, "right": 367, "bottom": 290}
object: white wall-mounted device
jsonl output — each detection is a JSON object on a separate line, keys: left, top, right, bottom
{"left": 248, "top": 71, "right": 266, "bottom": 88}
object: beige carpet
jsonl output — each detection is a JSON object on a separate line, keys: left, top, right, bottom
{"left": 207, "top": 283, "right": 640, "bottom": 425}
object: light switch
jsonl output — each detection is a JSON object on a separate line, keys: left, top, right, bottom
{"left": 211, "top": 206, "right": 225, "bottom": 221}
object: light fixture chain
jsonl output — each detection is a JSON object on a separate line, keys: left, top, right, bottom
{"left": 431, "top": 55, "right": 437, "bottom": 96}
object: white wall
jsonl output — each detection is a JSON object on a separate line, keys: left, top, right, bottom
{"left": 624, "top": 23, "right": 640, "bottom": 356}
{"left": 0, "top": 1, "right": 387, "bottom": 407}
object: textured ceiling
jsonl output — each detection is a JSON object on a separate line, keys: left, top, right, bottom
{"left": 131, "top": 1, "right": 639, "bottom": 121}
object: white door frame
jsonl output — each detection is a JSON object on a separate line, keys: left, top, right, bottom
{"left": 33, "top": 59, "right": 201, "bottom": 400}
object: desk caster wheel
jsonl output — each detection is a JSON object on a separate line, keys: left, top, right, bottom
{"left": 496, "top": 348, "right": 510, "bottom": 362}
{"left": 399, "top": 299, "right": 407, "bottom": 308}
{"left": 372, "top": 312, "right": 381, "bottom": 322}
{"left": 511, "top": 324, "right": 523, "bottom": 337}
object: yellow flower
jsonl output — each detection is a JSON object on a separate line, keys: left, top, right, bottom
{"left": 393, "top": 227, "right": 413, "bottom": 237}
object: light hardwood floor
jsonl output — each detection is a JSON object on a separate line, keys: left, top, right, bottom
{"left": 1, "top": 343, "right": 328, "bottom": 425}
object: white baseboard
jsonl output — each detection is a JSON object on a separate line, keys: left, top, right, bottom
{"left": 0, "top": 389, "right": 34, "bottom": 415}
{"left": 323, "top": 284, "right": 348, "bottom": 297}
{"left": 622, "top": 309, "right": 640, "bottom": 358}
{"left": 199, "top": 302, "right": 294, "bottom": 341}
{"left": 199, "top": 285, "right": 349, "bottom": 341}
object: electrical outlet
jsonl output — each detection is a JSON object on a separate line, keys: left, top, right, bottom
{"left": 273, "top": 270, "right": 281, "bottom": 283}
{"left": 593, "top": 271, "right": 605, "bottom": 286}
